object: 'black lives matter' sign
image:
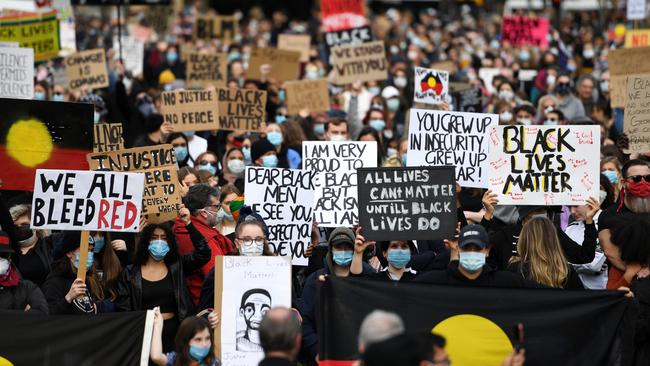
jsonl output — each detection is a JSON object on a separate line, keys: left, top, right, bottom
{"left": 357, "top": 167, "right": 457, "bottom": 241}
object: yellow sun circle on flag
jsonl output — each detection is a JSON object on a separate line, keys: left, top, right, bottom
{"left": 0, "top": 356, "right": 14, "bottom": 366}
{"left": 428, "top": 77, "right": 437, "bottom": 88}
{"left": 432, "top": 314, "right": 512, "bottom": 366}
{"left": 6, "top": 119, "right": 53, "bottom": 168}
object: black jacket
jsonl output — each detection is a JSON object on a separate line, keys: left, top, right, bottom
{"left": 42, "top": 269, "right": 113, "bottom": 315}
{"left": 415, "top": 261, "right": 542, "bottom": 288}
{"left": 259, "top": 357, "right": 295, "bottom": 366}
{"left": 632, "top": 277, "right": 650, "bottom": 365}
{"left": 116, "top": 222, "right": 210, "bottom": 322}
{"left": 0, "top": 275, "right": 49, "bottom": 314}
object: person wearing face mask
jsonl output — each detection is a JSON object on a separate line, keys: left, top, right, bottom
{"left": 117, "top": 205, "right": 210, "bottom": 352}
{"left": 495, "top": 81, "right": 519, "bottom": 108}
{"left": 182, "top": 130, "right": 208, "bottom": 167}
{"left": 416, "top": 225, "right": 538, "bottom": 288}
{"left": 600, "top": 156, "right": 623, "bottom": 200}
{"left": 576, "top": 75, "right": 597, "bottom": 117}
{"left": 251, "top": 138, "right": 282, "bottom": 168}
{"left": 33, "top": 81, "right": 50, "bottom": 101}
{"left": 535, "top": 95, "right": 559, "bottom": 123}
{"left": 157, "top": 46, "right": 185, "bottom": 82}
{"left": 324, "top": 119, "right": 349, "bottom": 142}
{"left": 166, "top": 132, "right": 192, "bottom": 167}
{"left": 381, "top": 86, "right": 404, "bottom": 133}
{"left": 78, "top": 93, "right": 108, "bottom": 125}
{"left": 42, "top": 231, "right": 109, "bottom": 314}
{"left": 552, "top": 73, "right": 586, "bottom": 121}
{"left": 195, "top": 151, "right": 220, "bottom": 177}
{"left": 51, "top": 85, "right": 67, "bottom": 102}
{"left": 494, "top": 100, "right": 514, "bottom": 125}
{"left": 89, "top": 231, "right": 127, "bottom": 304}
{"left": 265, "top": 123, "right": 301, "bottom": 169}
{"left": 351, "top": 228, "right": 419, "bottom": 282}
{"left": 151, "top": 311, "right": 220, "bottom": 366}
{"left": 342, "top": 81, "right": 373, "bottom": 140}
{"left": 217, "top": 148, "right": 246, "bottom": 193}
{"left": 543, "top": 109, "right": 565, "bottom": 126}
{"left": 565, "top": 200, "right": 608, "bottom": 289}
{"left": 513, "top": 104, "right": 536, "bottom": 126}
{"left": 215, "top": 184, "right": 242, "bottom": 238}
{"left": 0, "top": 231, "right": 49, "bottom": 314}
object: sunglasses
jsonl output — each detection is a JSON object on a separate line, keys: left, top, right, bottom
{"left": 627, "top": 175, "right": 650, "bottom": 183}
{"left": 199, "top": 160, "right": 218, "bottom": 167}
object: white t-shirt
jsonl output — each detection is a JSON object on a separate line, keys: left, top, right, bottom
{"left": 564, "top": 211, "right": 608, "bottom": 289}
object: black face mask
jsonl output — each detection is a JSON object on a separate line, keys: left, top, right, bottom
{"left": 15, "top": 225, "right": 34, "bottom": 242}
{"left": 555, "top": 83, "right": 571, "bottom": 96}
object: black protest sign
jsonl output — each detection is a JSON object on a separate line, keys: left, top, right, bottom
{"left": 86, "top": 144, "right": 182, "bottom": 224}
{"left": 159, "top": 89, "right": 220, "bottom": 132}
{"left": 454, "top": 87, "right": 483, "bottom": 113}
{"left": 93, "top": 123, "right": 124, "bottom": 152}
{"left": 357, "top": 167, "right": 457, "bottom": 241}
{"left": 325, "top": 26, "right": 373, "bottom": 48}
{"left": 216, "top": 87, "right": 267, "bottom": 132}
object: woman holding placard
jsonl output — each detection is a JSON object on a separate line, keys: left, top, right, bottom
{"left": 116, "top": 205, "right": 211, "bottom": 352}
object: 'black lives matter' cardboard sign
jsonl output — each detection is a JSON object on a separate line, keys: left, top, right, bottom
{"left": 216, "top": 87, "right": 267, "bottom": 132}
{"left": 186, "top": 52, "right": 227, "bottom": 88}
{"left": 357, "top": 167, "right": 457, "bottom": 241}
{"left": 87, "top": 144, "right": 182, "bottom": 224}
{"left": 160, "top": 89, "right": 220, "bottom": 132}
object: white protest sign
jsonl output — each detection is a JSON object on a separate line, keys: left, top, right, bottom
{"left": 303, "top": 141, "right": 377, "bottom": 227}
{"left": 0, "top": 41, "right": 19, "bottom": 47}
{"left": 407, "top": 109, "right": 497, "bottom": 188}
{"left": 487, "top": 125, "right": 600, "bottom": 205}
{"left": 0, "top": 47, "right": 34, "bottom": 99}
{"left": 216, "top": 256, "right": 291, "bottom": 366}
{"left": 479, "top": 68, "right": 502, "bottom": 94}
{"left": 31, "top": 169, "right": 145, "bottom": 232}
{"left": 413, "top": 67, "right": 449, "bottom": 105}
{"left": 628, "top": 0, "right": 646, "bottom": 20}
{"left": 244, "top": 167, "right": 316, "bottom": 266}
{"left": 113, "top": 35, "right": 144, "bottom": 77}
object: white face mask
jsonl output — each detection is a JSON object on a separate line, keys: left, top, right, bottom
{"left": 498, "top": 90, "right": 514, "bottom": 101}
{"left": 240, "top": 241, "right": 264, "bottom": 256}
{"left": 599, "top": 190, "right": 607, "bottom": 203}
{"left": 517, "top": 118, "right": 532, "bottom": 125}
{"left": 329, "top": 134, "right": 347, "bottom": 142}
{"left": 0, "top": 257, "right": 9, "bottom": 276}
{"left": 500, "top": 111, "right": 513, "bottom": 123}
{"left": 386, "top": 148, "right": 398, "bottom": 157}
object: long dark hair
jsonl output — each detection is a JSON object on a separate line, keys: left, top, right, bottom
{"left": 133, "top": 223, "right": 180, "bottom": 267}
{"left": 174, "top": 316, "right": 215, "bottom": 366}
{"left": 93, "top": 232, "right": 122, "bottom": 301}
{"left": 166, "top": 132, "right": 191, "bottom": 166}
{"left": 52, "top": 254, "right": 105, "bottom": 301}
{"left": 600, "top": 174, "right": 616, "bottom": 209}
{"left": 357, "top": 126, "right": 384, "bottom": 166}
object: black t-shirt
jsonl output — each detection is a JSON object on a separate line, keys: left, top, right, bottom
{"left": 18, "top": 249, "right": 49, "bottom": 287}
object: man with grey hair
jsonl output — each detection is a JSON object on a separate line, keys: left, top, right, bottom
{"left": 358, "top": 310, "right": 405, "bottom": 354}
{"left": 258, "top": 307, "right": 302, "bottom": 366}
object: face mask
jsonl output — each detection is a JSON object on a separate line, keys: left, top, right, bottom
{"left": 627, "top": 180, "right": 650, "bottom": 198}
{"left": 0, "top": 257, "right": 9, "bottom": 276}
{"left": 218, "top": 208, "right": 235, "bottom": 222}
{"left": 544, "top": 106, "right": 554, "bottom": 115}
{"left": 52, "top": 94, "right": 65, "bottom": 102}
{"left": 459, "top": 251, "right": 485, "bottom": 273}
{"left": 148, "top": 240, "right": 170, "bottom": 261}
{"left": 394, "top": 77, "right": 407, "bottom": 89}
{"left": 555, "top": 83, "right": 571, "bottom": 96}
{"left": 386, "top": 99, "right": 400, "bottom": 112}
{"left": 306, "top": 71, "right": 319, "bottom": 80}
{"left": 314, "top": 124, "right": 325, "bottom": 135}
{"left": 387, "top": 248, "right": 411, "bottom": 269}
{"left": 329, "top": 134, "right": 347, "bottom": 142}
{"left": 163, "top": 84, "right": 173, "bottom": 91}
{"left": 498, "top": 90, "right": 514, "bottom": 101}
{"left": 275, "top": 114, "right": 287, "bottom": 124}
{"left": 544, "top": 119, "right": 557, "bottom": 126}
{"left": 490, "top": 39, "right": 500, "bottom": 49}
{"left": 174, "top": 146, "right": 189, "bottom": 161}
{"left": 500, "top": 111, "right": 513, "bottom": 123}
{"left": 567, "top": 63, "right": 577, "bottom": 72}
{"left": 92, "top": 237, "right": 105, "bottom": 253}
{"left": 401, "top": 154, "right": 407, "bottom": 166}
{"left": 407, "top": 50, "right": 418, "bottom": 61}
{"left": 183, "top": 131, "right": 195, "bottom": 138}
{"left": 383, "top": 129, "right": 394, "bottom": 139}
{"left": 228, "top": 52, "right": 241, "bottom": 62}
{"left": 16, "top": 225, "right": 35, "bottom": 244}
{"left": 519, "top": 51, "right": 530, "bottom": 61}
{"left": 94, "top": 111, "right": 101, "bottom": 124}
{"left": 198, "top": 163, "right": 216, "bottom": 176}
{"left": 34, "top": 91, "right": 46, "bottom": 101}
{"left": 332, "top": 250, "right": 353, "bottom": 266}
{"left": 517, "top": 118, "right": 532, "bottom": 125}
{"left": 240, "top": 240, "right": 264, "bottom": 256}
{"left": 602, "top": 170, "right": 618, "bottom": 184}
{"left": 546, "top": 74, "right": 556, "bottom": 86}
{"left": 369, "top": 119, "right": 386, "bottom": 132}
{"left": 262, "top": 154, "right": 279, "bottom": 168}
{"left": 267, "top": 131, "right": 283, "bottom": 146}
{"left": 600, "top": 81, "right": 609, "bottom": 92}
{"left": 599, "top": 190, "right": 608, "bottom": 203}
{"left": 228, "top": 159, "right": 245, "bottom": 175}
{"left": 74, "top": 251, "right": 94, "bottom": 271}
{"left": 242, "top": 147, "right": 252, "bottom": 162}
{"left": 166, "top": 51, "right": 178, "bottom": 64}
{"left": 368, "top": 87, "right": 380, "bottom": 96}
{"left": 583, "top": 48, "right": 595, "bottom": 59}
{"left": 278, "top": 90, "right": 286, "bottom": 102}
{"left": 189, "top": 345, "right": 210, "bottom": 361}
{"left": 387, "top": 148, "right": 398, "bottom": 157}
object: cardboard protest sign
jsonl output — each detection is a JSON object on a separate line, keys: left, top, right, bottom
{"left": 321, "top": 0, "right": 366, "bottom": 32}
{"left": 0, "top": 98, "right": 92, "bottom": 191}
{"left": 186, "top": 52, "right": 227, "bottom": 88}
{"left": 213, "top": 256, "right": 291, "bottom": 364}
{"left": 407, "top": 109, "right": 497, "bottom": 188}
{"left": 414, "top": 67, "right": 449, "bottom": 105}
{"left": 284, "top": 79, "right": 330, "bottom": 115}
{"left": 244, "top": 167, "right": 316, "bottom": 266}
{"left": 160, "top": 89, "right": 220, "bottom": 132}
{"left": 216, "top": 87, "right": 267, "bottom": 132}
{"left": 87, "top": 144, "right": 182, "bottom": 224}
{"left": 624, "top": 74, "right": 650, "bottom": 153}
{"left": 113, "top": 35, "right": 144, "bottom": 77}
{"left": 500, "top": 16, "right": 549, "bottom": 49}
{"left": 303, "top": 141, "right": 378, "bottom": 227}
{"left": 331, "top": 40, "right": 388, "bottom": 85}
{"left": 325, "top": 26, "right": 372, "bottom": 48}
{"left": 606, "top": 47, "right": 650, "bottom": 108}
{"left": 628, "top": 0, "right": 646, "bottom": 20}
{"left": 625, "top": 29, "right": 650, "bottom": 48}
{"left": 246, "top": 48, "right": 301, "bottom": 82}
{"left": 487, "top": 125, "right": 600, "bottom": 205}
{"left": 0, "top": 47, "right": 34, "bottom": 99}
{"left": 65, "top": 48, "right": 109, "bottom": 91}
{"left": 277, "top": 34, "right": 311, "bottom": 62}
{"left": 357, "top": 167, "right": 457, "bottom": 241}
{"left": 0, "top": 11, "right": 60, "bottom": 61}
{"left": 31, "top": 169, "right": 144, "bottom": 232}
{"left": 93, "top": 123, "right": 123, "bottom": 153}
{"left": 194, "top": 15, "right": 238, "bottom": 41}
{"left": 454, "top": 87, "right": 483, "bottom": 112}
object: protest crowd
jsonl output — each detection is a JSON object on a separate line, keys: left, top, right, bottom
{"left": 2, "top": 0, "right": 650, "bottom": 365}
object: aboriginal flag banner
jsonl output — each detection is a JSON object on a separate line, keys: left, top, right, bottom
{"left": 318, "top": 277, "right": 634, "bottom": 366}
{"left": 0, "top": 310, "right": 153, "bottom": 365}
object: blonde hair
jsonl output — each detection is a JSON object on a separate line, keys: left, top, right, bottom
{"left": 512, "top": 217, "right": 568, "bottom": 288}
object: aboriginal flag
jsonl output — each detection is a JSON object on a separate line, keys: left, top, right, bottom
{"left": 0, "top": 310, "right": 152, "bottom": 365}
{"left": 318, "top": 277, "right": 634, "bottom": 366}
{"left": 0, "top": 98, "right": 93, "bottom": 191}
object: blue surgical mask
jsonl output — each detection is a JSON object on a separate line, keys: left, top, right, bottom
{"left": 386, "top": 98, "right": 400, "bottom": 112}
{"left": 52, "top": 94, "right": 65, "bottom": 102}
{"left": 278, "top": 90, "right": 286, "bottom": 102}
{"left": 369, "top": 119, "right": 386, "bottom": 132}
{"left": 174, "top": 146, "right": 188, "bottom": 161}
{"left": 74, "top": 252, "right": 94, "bottom": 271}
{"left": 387, "top": 248, "right": 411, "bottom": 269}
{"left": 314, "top": 124, "right": 325, "bottom": 135}
{"left": 401, "top": 154, "right": 407, "bottom": 166}
{"left": 275, "top": 114, "right": 287, "bottom": 124}
{"left": 166, "top": 51, "right": 178, "bottom": 64}
{"left": 92, "top": 238, "right": 105, "bottom": 253}
{"left": 519, "top": 50, "right": 530, "bottom": 61}
{"left": 543, "top": 119, "right": 557, "bottom": 126}
{"left": 262, "top": 154, "right": 279, "bottom": 168}
{"left": 148, "top": 240, "right": 170, "bottom": 261}
{"left": 198, "top": 163, "right": 216, "bottom": 175}
{"left": 217, "top": 208, "right": 234, "bottom": 222}
{"left": 94, "top": 111, "right": 101, "bottom": 124}
{"left": 368, "top": 86, "right": 381, "bottom": 96}
{"left": 189, "top": 345, "right": 210, "bottom": 361}
{"left": 183, "top": 131, "right": 195, "bottom": 138}
{"left": 602, "top": 170, "right": 619, "bottom": 184}
{"left": 459, "top": 251, "right": 486, "bottom": 273}
{"left": 242, "top": 147, "right": 252, "bottom": 162}
{"left": 228, "top": 51, "right": 241, "bottom": 62}
{"left": 267, "top": 131, "right": 283, "bottom": 146}
{"left": 34, "top": 91, "right": 46, "bottom": 101}
{"left": 332, "top": 250, "right": 353, "bottom": 266}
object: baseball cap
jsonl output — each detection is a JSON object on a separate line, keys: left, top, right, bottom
{"left": 0, "top": 231, "right": 14, "bottom": 254}
{"left": 328, "top": 227, "right": 355, "bottom": 248}
{"left": 458, "top": 224, "right": 489, "bottom": 249}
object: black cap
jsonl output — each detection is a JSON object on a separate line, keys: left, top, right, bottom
{"left": 458, "top": 224, "right": 489, "bottom": 249}
{"left": 362, "top": 333, "right": 422, "bottom": 366}
{"left": 516, "top": 205, "right": 547, "bottom": 221}
{"left": 52, "top": 231, "right": 94, "bottom": 260}
{"left": 328, "top": 227, "right": 355, "bottom": 248}
{"left": 0, "top": 231, "right": 14, "bottom": 254}
{"left": 251, "top": 138, "right": 276, "bottom": 163}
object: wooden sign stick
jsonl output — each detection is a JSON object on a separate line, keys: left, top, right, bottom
{"left": 76, "top": 231, "right": 90, "bottom": 285}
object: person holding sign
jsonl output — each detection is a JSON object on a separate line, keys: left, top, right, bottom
{"left": 251, "top": 139, "right": 281, "bottom": 168}
{"left": 350, "top": 228, "right": 418, "bottom": 282}
{"left": 117, "top": 205, "right": 211, "bottom": 353}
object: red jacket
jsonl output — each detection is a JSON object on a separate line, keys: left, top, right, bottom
{"left": 173, "top": 217, "right": 235, "bottom": 305}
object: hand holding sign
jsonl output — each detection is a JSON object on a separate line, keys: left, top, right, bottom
{"left": 65, "top": 278, "right": 87, "bottom": 303}
{"left": 354, "top": 227, "right": 375, "bottom": 254}
{"left": 178, "top": 204, "right": 191, "bottom": 225}
{"left": 585, "top": 197, "right": 600, "bottom": 225}
{"left": 482, "top": 190, "right": 499, "bottom": 220}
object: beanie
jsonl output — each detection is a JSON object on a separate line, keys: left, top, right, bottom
{"left": 251, "top": 138, "right": 276, "bottom": 163}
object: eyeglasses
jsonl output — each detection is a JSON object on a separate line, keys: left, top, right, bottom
{"left": 237, "top": 237, "right": 265, "bottom": 246}
{"left": 204, "top": 203, "right": 220, "bottom": 211}
{"left": 627, "top": 174, "right": 650, "bottom": 183}
{"left": 199, "top": 160, "right": 218, "bottom": 167}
